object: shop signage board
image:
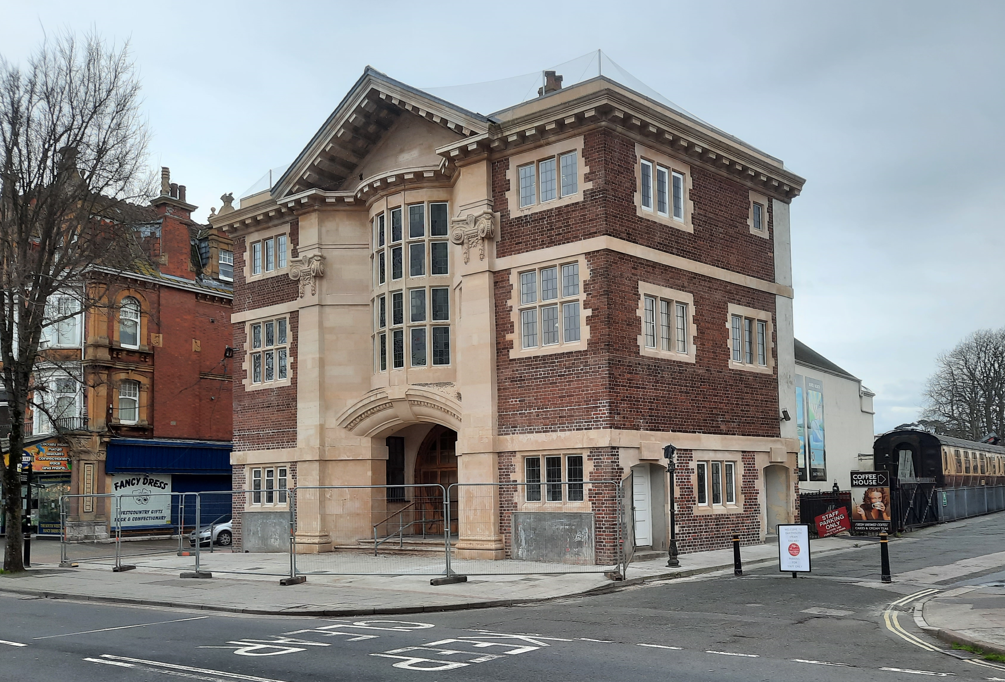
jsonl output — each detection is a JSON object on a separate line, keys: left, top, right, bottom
{"left": 4, "top": 439, "right": 72, "bottom": 472}
{"left": 850, "top": 470, "right": 891, "bottom": 534}
{"left": 112, "top": 473, "right": 173, "bottom": 528}
{"left": 814, "top": 506, "right": 850, "bottom": 538}
{"left": 778, "top": 524, "right": 811, "bottom": 573}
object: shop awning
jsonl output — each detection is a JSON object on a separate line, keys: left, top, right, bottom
{"left": 105, "top": 439, "right": 231, "bottom": 474}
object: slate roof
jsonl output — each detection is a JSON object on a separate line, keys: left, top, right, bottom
{"left": 794, "top": 339, "right": 859, "bottom": 382}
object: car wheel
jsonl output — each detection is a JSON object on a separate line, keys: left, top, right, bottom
{"left": 216, "top": 530, "right": 232, "bottom": 547}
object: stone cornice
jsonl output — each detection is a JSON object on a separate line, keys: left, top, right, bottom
{"left": 439, "top": 80, "right": 805, "bottom": 202}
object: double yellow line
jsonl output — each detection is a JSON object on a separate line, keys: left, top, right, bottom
{"left": 883, "top": 589, "right": 1005, "bottom": 674}
{"left": 883, "top": 589, "right": 941, "bottom": 652}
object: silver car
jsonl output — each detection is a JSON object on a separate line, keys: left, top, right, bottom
{"left": 188, "top": 514, "right": 233, "bottom": 547}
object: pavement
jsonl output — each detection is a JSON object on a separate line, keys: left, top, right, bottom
{"left": 3, "top": 532, "right": 1004, "bottom": 659}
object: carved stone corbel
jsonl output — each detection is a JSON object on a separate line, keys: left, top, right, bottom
{"left": 450, "top": 211, "right": 496, "bottom": 264}
{"left": 288, "top": 253, "right": 326, "bottom": 298}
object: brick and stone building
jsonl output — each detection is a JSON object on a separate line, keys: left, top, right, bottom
{"left": 214, "top": 64, "right": 805, "bottom": 560}
{"left": 18, "top": 169, "right": 235, "bottom": 538}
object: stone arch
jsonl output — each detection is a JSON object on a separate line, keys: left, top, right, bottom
{"left": 337, "top": 385, "right": 462, "bottom": 438}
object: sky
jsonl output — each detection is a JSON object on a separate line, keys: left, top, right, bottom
{"left": 2, "top": 0, "right": 1003, "bottom": 433}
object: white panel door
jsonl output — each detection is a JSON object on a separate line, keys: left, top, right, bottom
{"left": 632, "top": 465, "right": 652, "bottom": 547}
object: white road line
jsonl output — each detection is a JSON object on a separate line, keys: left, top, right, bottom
{"left": 793, "top": 659, "right": 850, "bottom": 666}
{"left": 706, "top": 650, "right": 759, "bottom": 658}
{"left": 97, "top": 655, "right": 288, "bottom": 682}
{"left": 84, "top": 658, "right": 134, "bottom": 668}
{"left": 0, "top": 640, "right": 27, "bottom": 647}
{"left": 579, "top": 638, "right": 614, "bottom": 643}
{"left": 638, "top": 643, "right": 682, "bottom": 650}
{"left": 880, "top": 667, "right": 954, "bottom": 676}
{"left": 35, "top": 616, "right": 210, "bottom": 640}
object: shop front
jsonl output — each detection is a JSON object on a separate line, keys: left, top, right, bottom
{"left": 105, "top": 439, "right": 233, "bottom": 533}
{"left": 2, "top": 436, "right": 72, "bottom": 537}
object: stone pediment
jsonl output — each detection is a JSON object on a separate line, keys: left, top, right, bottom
{"left": 273, "top": 68, "right": 489, "bottom": 200}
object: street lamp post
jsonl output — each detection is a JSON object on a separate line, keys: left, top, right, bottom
{"left": 664, "top": 444, "right": 679, "bottom": 568}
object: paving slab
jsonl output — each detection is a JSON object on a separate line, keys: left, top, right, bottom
{"left": 0, "top": 535, "right": 860, "bottom": 616}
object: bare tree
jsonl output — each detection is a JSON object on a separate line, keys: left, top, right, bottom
{"left": 922, "top": 327, "right": 1005, "bottom": 441}
{"left": 0, "top": 33, "right": 151, "bottom": 572}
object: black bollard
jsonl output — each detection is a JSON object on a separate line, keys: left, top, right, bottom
{"left": 732, "top": 533, "right": 742, "bottom": 576}
{"left": 880, "top": 532, "right": 892, "bottom": 583}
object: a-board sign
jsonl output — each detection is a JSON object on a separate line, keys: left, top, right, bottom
{"left": 778, "top": 524, "right": 811, "bottom": 573}
{"left": 850, "top": 470, "right": 891, "bottom": 534}
{"left": 814, "top": 506, "right": 850, "bottom": 538}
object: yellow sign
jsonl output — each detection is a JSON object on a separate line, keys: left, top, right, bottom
{"left": 3, "top": 439, "right": 71, "bottom": 472}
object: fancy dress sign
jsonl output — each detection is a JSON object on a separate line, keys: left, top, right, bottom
{"left": 112, "top": 474, "right": 172, "bottom": 528}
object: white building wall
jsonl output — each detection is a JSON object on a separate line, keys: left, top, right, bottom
{"left": 796, "top": 364, "right": 875, "bottom": 493}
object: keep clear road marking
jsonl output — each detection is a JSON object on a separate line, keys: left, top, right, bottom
{"left": 88, "top": 655, "right": 288, "bottom": 682}
{"left": 35, "top": 615, "right": 210, "bottom": 639}
{"left": 0, "top": 640, "right": 27, "bottom": 647}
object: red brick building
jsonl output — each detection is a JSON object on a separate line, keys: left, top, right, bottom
{"left": 27, "top": 169, "right": 234, "bottom": 538}
{"left": 214, "top": 63, "right": 805, "bottom": 560}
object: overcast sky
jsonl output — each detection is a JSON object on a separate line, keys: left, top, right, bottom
{"left": 3, "top": 0, "right": 1003, "bottom": 433}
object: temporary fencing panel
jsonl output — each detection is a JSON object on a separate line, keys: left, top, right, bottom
{"left": 291, "top": 485, "right": 449, "bottom": 577}
{"left": 446, "top": 480, "right": 625, "bottom": 576}
{"left": 59, "top": 493, "right": 188, "bottom": 570}
{"left": 188, "top": 489, "right": 285, "bottom": 577}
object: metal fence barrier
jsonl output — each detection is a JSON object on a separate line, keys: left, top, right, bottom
{"left": 291, "top": 484, "right": 448, "bottom": 577}
{"left": 445, "top": 480, "right": 625, "bottom": 576}
{"left": 59, "top": 493, "right": 190, "bottom": 571}
{"left": 937, "top": 485, "right": 1005, "bottom": 523}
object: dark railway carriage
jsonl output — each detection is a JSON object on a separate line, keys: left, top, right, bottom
{"left": 874, "top": 429, "right": 1005, "bottom": 487}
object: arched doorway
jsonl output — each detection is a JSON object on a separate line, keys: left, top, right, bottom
{"left": 414, "top": 426, "right": 458, "bottom": 535}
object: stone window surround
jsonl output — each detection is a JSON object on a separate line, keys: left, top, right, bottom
{"left": 692, "top": 451, "right": 744, "bottom": 515}
{"left": 635, "top": 142, "right": 694, "bottom": 233}
{"left": 748, "top": 190, "right": 770, "bottom": 239}
{"left": 504, "top": 135, "right": 591, "bottom": 218}
{"left": 507, "top": 254, "right": 591, "bottom": 360}
{"left": 247, "top": 464, "right": 289, "bottom": 508}
{"left": 512, "top": 450, "right": 593, "bottom": 513}
{"left": 373, "top": 285, "right": 453, "bottom": 372}
{"left": 111, "top": 290, "right": 151, "bottom": 352}
{"left": 726, "top": 303, "right": 774, "bottom": 375}
{"left": 241, "top": 315, "right": 293, "bottom": 392}
{"left": 109, "top": 370, "right": 150, "bottom": 426}
{"left": 636, "top": 281, "right": 697, "bottom": 364}
{"left": 244, "top": 223, "right": 292, "bottom": 282}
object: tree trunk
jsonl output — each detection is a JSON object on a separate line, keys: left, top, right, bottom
{"left": 3, "top": 415, "right": 25, "bottom": 573}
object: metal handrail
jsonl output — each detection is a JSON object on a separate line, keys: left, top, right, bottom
{"left": 372, "top": 497, "right": 446, "bottom": 554}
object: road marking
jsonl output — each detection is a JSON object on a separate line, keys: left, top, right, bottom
{"left": 880, "top": 666, "right": 954, "bottom": 676}
{"left": 579, "top": 637, "right": 613, "bottom": 642}
{"left": 35, "top": 616, "right": 210, "bottom": 639}
{"left": 0, "top": 640, "right": 27, "bottom": 647}
{"left": 84, "top": 658, "right": 133, "bottom": 668}
{"left": 793, "top": 659, "right": 850, "bottom": 666}
{"left": 884, "top": 609, "right": 941, "bottom": 652}
{"left": 706, "top": 650, "right": 759, "bottom": 657}
{"left": 96, "top": 655, "right": 288, "bottom": 682}
{"left": 638, "top": 643, "right": 682, "bottom": 650}
{"left": 883, "top": 590, "right": 942, "bottom": 653}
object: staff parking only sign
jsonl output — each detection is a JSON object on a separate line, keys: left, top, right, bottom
{"left": 777, "top": 524, "right": 811, "bottom": 574}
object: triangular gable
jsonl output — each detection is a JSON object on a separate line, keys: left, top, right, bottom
{"left": 274, "top": 67, "right": 490, "bottom": 199}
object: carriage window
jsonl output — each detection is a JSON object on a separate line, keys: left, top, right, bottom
{"left": 979, "top": 453, "right": 987, "bottom": 475}
{"left": 954, "top": 449, "right": 962, "bottom": 472}
{"left": 964, "top": 451, "right": 971, "bottom": 474}
{"left": 897, "top": 448, "right": 915, "bottom": 480}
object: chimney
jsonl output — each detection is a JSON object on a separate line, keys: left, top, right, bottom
{"left": 178, "top": 185, "right": 186, "bottom": 203}
{"left": 538, "top": 71, "right": 563, "bottom": 97}
{"left": 170, "top": 182, "right": 179, "bottom": 199}
{"left": 160, "top": 167, "right": 170, "bottom": 196}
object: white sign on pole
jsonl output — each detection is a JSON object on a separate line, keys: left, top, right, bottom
{"left": 777, "top": 524, "right": 811, "bottom": 573}
{"left": 112, "top": 473, "right": 172, "bottom": 528}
